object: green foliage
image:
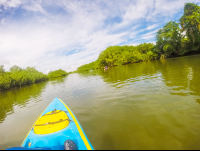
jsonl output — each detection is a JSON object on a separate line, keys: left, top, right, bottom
{"left": 180, "top": 3, "right": 200, "bottom": 50}
{"left": 0, "top": 65, "right": 5, "bottom": 73}
{"left": 98, "top": 43, "right": 157, "bottom": 66}
{"left": 154, "top": 21, "right": 184, "bottom": 56}
{"left": 154, "top": 3, "right": 200, "bottom": 57}
{"left": 0, "top": 67, "right": 69, "bottom": 91}
{"left": 77, "top": 43, "right": 158, "bottom": 72}
{"left": 0, "top": 67, "right": 48, "bottom": 91}
{"left": 77, "top": 61, "right": 100, "bottom": 72}
{"left": 48, "top": 69, "right": 68, "bottom": 79}
{"left": 0, "top": 72, "right": 12, "bottom": 90}
{"left": 10, "top": 65, "right": 22, "bottom": 72}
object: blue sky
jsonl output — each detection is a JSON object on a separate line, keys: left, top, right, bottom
{"left": 0, "top": 0, "right": 199, "bottom": 73}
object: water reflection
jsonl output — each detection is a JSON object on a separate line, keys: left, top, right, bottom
{"left": 160, "top": 56, "right": 200, "bottom": 96}
{"left": 82, "top": 55, "right": 200, "bottom": 98}
{"left": 48, "top": 76, "right": 66, "bottom": 86}
{"left": 196, "top": 99, "right": 200, "bottom": 105}
{"left": 97, "top": 61, "right": 160, "bottom": 83}
{"left": 0, "top": 82, "right": 47, "bottom": 123}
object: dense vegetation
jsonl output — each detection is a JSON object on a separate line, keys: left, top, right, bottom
{"left": 77, "top": 43, "right": 158, "bottom": 72}
{"left": 0, "top": 65, "right": 68, "bottom": 91}
{"left": 77, "top": 3, "right": 200, "bottom": 72}
{"left": 48, "top": 69, "right": 68, "bottom": 79}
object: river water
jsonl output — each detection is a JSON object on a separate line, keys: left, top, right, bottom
{"left": 0, "top": 55, "right": 200, "bottom": 150}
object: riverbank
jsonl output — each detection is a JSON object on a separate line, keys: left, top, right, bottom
{"left": 76, "top": 45, "right": 200, "bottom": 73}
{"left": 0, "top": 68, "right": 69, "bottom": 92}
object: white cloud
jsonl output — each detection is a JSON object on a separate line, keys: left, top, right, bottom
{"left": 23, "top": 3, "right": 48, "bottom": 15}
{"left": 146, "top": 24, "right": 159, "bottom": 30}
{"left": 0, "top": 0, "right": 24, "bottom": 9}
{"left": 139, "top": 29, "right": 159, "bottom": 40}
{"left": 126, "top": 43, "right": 140, "bottom": 46}
{"left": 112, "top": 0, "right": 149, "bottom": 31}
{"left": 146, "top": 0, "right": 200, "bottom": 22}
{"left": 148, "top": 41, "right": 156, "bottom": 45}
{"left": 129, "top": 24, "right": 160, "bottom": 39}
{"left": 0, "top": 18, "right": 5, "bottom": 24}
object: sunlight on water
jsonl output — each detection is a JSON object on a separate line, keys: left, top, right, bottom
{"left": 0, "top": 55, "right": 200, "bottom": 149}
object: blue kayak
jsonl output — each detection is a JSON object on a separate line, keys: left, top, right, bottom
{"left": 7, "top": 97, "right": 94, "bottom": 150}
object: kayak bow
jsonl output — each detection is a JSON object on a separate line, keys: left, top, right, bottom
{"left": 16, "top": 97, "right": 93, "bottom": 150}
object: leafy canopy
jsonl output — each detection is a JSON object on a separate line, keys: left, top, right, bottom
{"left": 0, "top": 65, "right": 5, "bottom": 73}
{"left": 180, "top": 3, "right": 200, "bottom": 50}
{"left": 48, "top": 69, "right": 68, "bottom": 79}
{"left": 154, "top": 21, "right": 184, "bottom": 56}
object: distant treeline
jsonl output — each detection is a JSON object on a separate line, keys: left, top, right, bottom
{"left": 77, "top": 3, "right": 200, "bottom": 72}
{"left": 48, "top": 69, "right": 68, "bottom": 79}
{"left": 0, "top": 65, "right": 68, "bottom": 91}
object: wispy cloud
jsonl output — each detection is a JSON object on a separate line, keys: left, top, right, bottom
{"left": 0, "top": 0, "right": 198, "bottom": 72}
{"left": 0, "top": 0, "right": 23, "bottom": 9}
{"left": 139, "top": 29, "right": 159, "bottom": 40}
{"left": 146, "top": 24, "right": 159, "bottom": 30}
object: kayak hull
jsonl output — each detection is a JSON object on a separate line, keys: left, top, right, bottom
{"left": 21, "top": 97, "right": 94, "bottom": 150}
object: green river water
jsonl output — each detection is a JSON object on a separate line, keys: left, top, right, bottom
{"left": 0, "top": 55, "right": 200, "bottom": 150}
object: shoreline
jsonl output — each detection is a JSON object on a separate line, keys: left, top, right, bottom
{"left": 1, "top": 52, "right": 200, "bottom": 92}
{"left": 77, "top": 50, "right": 200, "bottom": 72}
{"left": 0, "top": 74, "right": 69, "bottom": 92}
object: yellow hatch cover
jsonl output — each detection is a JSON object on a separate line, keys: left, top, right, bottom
{"left": 34, "top": 110, "right": 70, "bottom": 134}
